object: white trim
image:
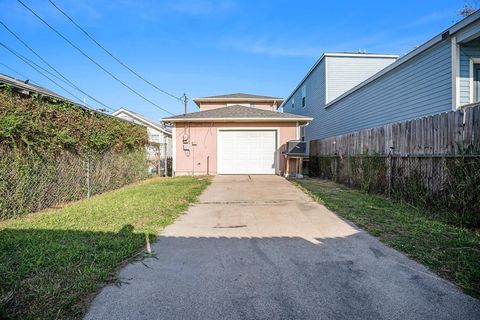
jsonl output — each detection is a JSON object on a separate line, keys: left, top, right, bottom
{"left": 325, "top": 56, "right": 329, "bottom": 103}
{"left": 281, "top": 11, "right": 480, "bottom": 110}
{"left": 281, "top": 53, "right": 399, "bottom": 107}
{"left": 172, "top": 126, "right": 176, "bottom": 176}
{"left": 469, "top": 57, "right": 480, "bottom": 103}
{"left": 112, "top": 108, "right": 172, "bottom": 136}
{"left": 163, "top": 117, "right": 312, "bottom": 123}
{"left": 452, "top": 36, "right": 460, "bottom": 110}
{"left": 193, "top": 97, "right": 283, "bottom": 102}
{"left": 193, "top": 97, "right": 284, "bottom": 108}
{"left": 216, "top": 127, "right": 280, "bottom": 175}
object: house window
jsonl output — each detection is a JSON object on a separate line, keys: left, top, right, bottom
{"left": 299, "top": 125, "right": 306, "bottom": 141}
{"left": 149, "top": 134, "right": 160, "bottom": 143}
{"left": 147, "top": 146, "right": 158, "bottom": 156}
{"left": 301, "top": 85, "right": 306, "bottom": 108}
{"left": 291, "top": 97, "right": 295, "bottom": 109}
{"left": 474, "top": 64, "right": 480, "bottom": 103}
{"left": 250, "top": 103, "right": 256, "bottom": 108}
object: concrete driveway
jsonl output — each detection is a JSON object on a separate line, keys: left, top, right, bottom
{"left": 86, "top": 175, "right": 479, "bottom": 320}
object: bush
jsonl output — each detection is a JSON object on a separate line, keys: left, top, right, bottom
{"left": 0, "top": 89, "right": 149, "bottom": 220}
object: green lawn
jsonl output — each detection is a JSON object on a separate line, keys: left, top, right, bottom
{"left": 294, "top": 179, "right": 480, "bottom": 299}
{"left": 0, "top": 176, "right": 210, "bottom": 320}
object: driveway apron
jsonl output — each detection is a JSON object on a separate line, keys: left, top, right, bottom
{"left": 85, "top": 175, "right": 480, "bottom": 320}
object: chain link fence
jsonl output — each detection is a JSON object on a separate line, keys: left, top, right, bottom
{"left": 307, "top": 154, "right": 480, "bottom": 227}
{"left": 0, "top": 149, "right": 150, "bottom": 220}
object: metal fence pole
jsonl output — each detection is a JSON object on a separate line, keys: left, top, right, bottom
{"left": 164, "top": 143, "right": 168, "bottom": 177}
{"left": 388, "top": 153, "right": 392, "bottom": 198}
{"left": 86, "top": 156, "right": 91, "bottom": 198}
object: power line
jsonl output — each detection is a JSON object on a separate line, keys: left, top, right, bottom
{"left": 0, "top": 21, "right": 114, "bottom": 111}
{"left": 0, "top": 42, "right": 87, "bottom": 106}
{"left": 2, "top": 42, "right": 77, "bottom": 90}
{"left": 16, "top": 0, "right": 175, "bottom": 116}
{"left": 0, "top": 61, "right": 37, "bottom": 84}
{"left": 48, "top": 0, "right": 183, "bottom": 102}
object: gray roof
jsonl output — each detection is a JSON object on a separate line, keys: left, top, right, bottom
{"left": 195, "top": 93, "right": 283, "bottom": 100}
{"left": 163, "top": 104, "right": 312, "bottom": 122}
{"left": 0, "top": 73, "right": 136, "bottom": 124}
{"left": 0, "top": 73, "right": 65, "bottom": 99}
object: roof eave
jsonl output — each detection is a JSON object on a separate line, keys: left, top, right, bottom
{"left": 324, "top": 11, "right": 480, "bottom": 109}
{"left": 281, "top": 10, "right": 480, "bottom": 109}
{"left": 280, "top": 53, "right": 399, "bottom": 108}
{"left": 162, "top": 117, "right": 312, "bottom": 123}
{"left": 113, "top": 108, "right": 172, "bottom": 135}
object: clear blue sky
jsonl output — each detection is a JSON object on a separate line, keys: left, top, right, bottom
{"left": 0, "top": 0, "right": 473, "bottom": 120}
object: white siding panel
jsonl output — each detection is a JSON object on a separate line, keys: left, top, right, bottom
{"left": 326, "top": 56, "right": 396, "bottom": 103}
{"left": 283, "top": 40, "right": 453, "bottom": 141}
{"left": 459, "top": 38, "right": 480, "bottom": 105}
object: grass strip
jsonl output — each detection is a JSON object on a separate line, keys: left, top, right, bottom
{"left": 0, "top": 176, "right": 210, "bottom": 319}
{"left": 294, "top": 178, "right": 480, "bottom": 299}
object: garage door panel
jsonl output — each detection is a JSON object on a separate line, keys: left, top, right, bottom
{"left": 218, "top": 130, "right": 276, "bottom": 174}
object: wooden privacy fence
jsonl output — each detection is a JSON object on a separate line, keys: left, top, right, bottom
{"left": 308, "top": 105, "right": 480, "bottom": 227}
{"left": 310, "top": 104, "right": 480, "bottom": 156}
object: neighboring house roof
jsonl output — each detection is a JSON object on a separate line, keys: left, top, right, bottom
{"left": 0, "top": 73, "right": 128, "bottom": 121}
{"left": 280, "top": 53, "right": 399, "bottom": 108}
{"left": 1, "top": 73, "right": 69, "bottom": 100}
{"left": 323, "top": 11, "right": 480, "bottom": 109}
{"left": 196, "top": 93, "right": 283, "bottom": 100}
{"left": 193, "top": 93, "right": 284, "bottom": 107}
{"left": 162, "top": 104, "right": 312, "bottom": 122}
{"left": 113, "top": 108, "right": 172, "bottom": 135}
{"left": 281, "top": 10, "right": 480, "bottom": 109}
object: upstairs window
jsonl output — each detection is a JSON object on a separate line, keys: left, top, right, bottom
{"left": 291, "top": 97, "right": 295, "bottom": 109}
{"left": 301, "top": 85, "right": 306, "bottom": 108}
{"left": 149, "top": 134, "right": 160, "bottom": 143}
{"left": 299, "top": 125, "right": 306, "bottom": 141}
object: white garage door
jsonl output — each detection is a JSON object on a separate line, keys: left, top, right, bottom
{"left": 218, "top": 130, "right": 276, "bottom": 174}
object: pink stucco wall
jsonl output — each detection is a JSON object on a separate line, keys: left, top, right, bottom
{"left": 197, "top": 101, "right": 277, "bottom": 111}
{"left": 173, "top": 122, "right": 298, "bottom": 175}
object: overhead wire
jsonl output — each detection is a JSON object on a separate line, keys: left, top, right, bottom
{"left": 16, "top": 0, "right": 175, "bottom": 115}
{"left": 1, "top": 42, "right": 90, "bottom": 106}
{"left": 2, "top": 42, "right": 82, "bottom": 93}
{"left": 0, "top": 21, "right": 114, "bottom": 111}
{"left": 48, "top": 0, "right": 183, "bottom": 102}
{"left": 0, "top": 61, "right": 37, "bottom": 84}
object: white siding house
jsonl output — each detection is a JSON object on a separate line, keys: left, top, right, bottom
{"left": 281, "top": 12, "right": 480, "bottom": 142}
{"left": 112, "top": 108, "right": 172, "bottom": 174}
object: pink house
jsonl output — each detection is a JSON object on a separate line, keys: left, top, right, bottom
{"left": 162, "top": 93, "right": 312, "bottom": 176}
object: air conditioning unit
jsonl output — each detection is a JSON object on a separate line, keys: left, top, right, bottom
{"left": 285, "top": 140, "right": 308, "bottom": 157}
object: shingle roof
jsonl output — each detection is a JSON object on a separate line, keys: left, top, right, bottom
{"left": 195, "top": 93, "right": 283, "bottom": 100}
{"left": 0, "top": 73, "right": 65, "bottom": 99}
{"left": 163, "top": 104, "right": 312, "bottom": 122}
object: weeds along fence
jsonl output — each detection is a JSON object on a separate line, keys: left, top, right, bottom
{"left": 0, "top": 149, "right": 149, "bottom": 220}
{"left": 308, "top": 105, "right": 480, "bottom": 227}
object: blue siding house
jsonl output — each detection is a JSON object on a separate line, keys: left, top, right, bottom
{"left": 281, "top": 12, "right": 480, "bottom": 142}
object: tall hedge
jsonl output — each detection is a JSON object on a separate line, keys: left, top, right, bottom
{"left": 0, "top": 88, "right": 149, "bottom": 220}
{"left": 0, "top": 88, "right": 147, "bottom": 154}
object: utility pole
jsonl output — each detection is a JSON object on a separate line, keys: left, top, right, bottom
{"left": 183, "top": 93, "right": 188, "bottom": 115}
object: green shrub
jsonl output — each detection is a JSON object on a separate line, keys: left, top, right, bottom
{"left": 0, "top": 90, "right": 149, "bottom": 220}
